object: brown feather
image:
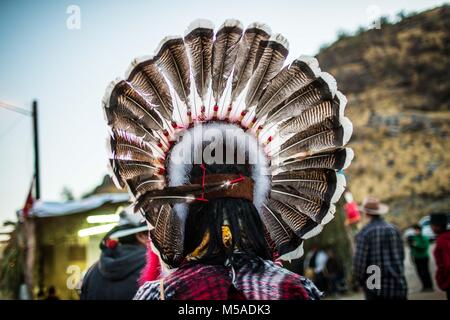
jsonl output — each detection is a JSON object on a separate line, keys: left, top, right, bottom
{"left": 106, "top": 80, "right": 165, "bottom": 131}
{"left": 267, "top": 199, "right": 319, "bottom": 238}
{"left": 262, "top": 202, "right": 303, "bottom": 257}
{"left": 184, "top": 20, "right": 214, "bottom": 106}
{"left": 270, "top": 186, "right": 333, "bottom": 224}
{"left": 230, "top": 23, "right": 271, "bottom": 103}
{"left": 272, "top": 169, "right": 338, "bottom": 203}
{"left": 135, "top": 181, "right": 230, "bottom": 207}
{"left": 107, "top": 112, "right": 159, "bottom": 144}
{"left": 110, "top": 130, "right": 157, "bottom": 163}
{"left": 274, "top": 148, "right": 353, "bottom": 173}
{"left": 256, "top": 57, "right": 319, "bottom": 118}
{"left": 113, "top": 159, "right": 162, "bottom": 181}
{"left": 126, "top": 57, "right": 173, "bottom": 120}
{"left": 273, "top": 119, "right": 346, "bottom": 160}
{"left": 146, "top": 204, "right": 184, "bottom": 267}
{"left": 245, "top": 34, "right": 289, "bottom": 108}
{"left": 126, "top": 174, "right": 165, "bottom": 197}
{"left": 211, "top": 19, "right": 243, "bottom": 104}
{"left": 154, "top": 37, "right": 191, "bottom": 112}
{"left": 265, "top": 76, "right": 334, "bottom": 124}
{"left": 279, "top": 103, "right": 340, "bottom": 137}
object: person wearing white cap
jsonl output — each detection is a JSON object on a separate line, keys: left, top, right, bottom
{"left": 80, "top": 207, "right": 148, "bottom": 300}
{"left": 353, "top": 197, "right": 407, "bottom": 300}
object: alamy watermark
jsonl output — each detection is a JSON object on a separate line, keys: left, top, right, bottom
{"left": 167, "top": 124, "right": 270, "bottom": 167}
{"left": 367, "top": 5, "right": 382, "bottom": 30}
{"left": 66, "top": 264, "right": 84, "bottom": 290}
{"left": 366, "top": 265, "right": 381, "bottom": 290}
{"left": 66, "top": 5, "right": 81, "bottom": 30}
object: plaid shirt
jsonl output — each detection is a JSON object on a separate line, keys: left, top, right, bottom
{"left": 134, "top": 256, "right": 322, "bottom": 300}
{"left": 353, "top": 218, "right": 407, "bottom": 299}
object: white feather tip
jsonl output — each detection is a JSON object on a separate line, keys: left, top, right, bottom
{"left": 124, "top": 55, "right": 154, "bottom": 79}
{"left": 321, "top": 204, "right": 336, "bottom": 225}
{"left": 343, "top": 148, "right": 354, "bottom": 170}
{"left": 185, "top": 19, "right": 215, "bottom": 36}
{"left": 335, "top": 91, "right": 348, "bottom": 117}
{"left": 340, "top": 117, "right": 353, "bottom": 146}
{"left": 105, "top": 134, "right": 114, "bottom": 158}
{"left": 106, "top": 161, "right": 124, "bottom": 190}
{"left": 154, "top": 35, "right": 183, "bottom": 55}
{"left": 302, "top": 224, "right": 324, "bottom": 240}
{"left": 102, "top": 78, "right": 122, "bottom": 109}
{"left": 297, "top": 55, "right": 321, "bottom": 77}
{"left": 279, "top": 242, "right": 304, "bottom": 261}
{"left": 219, "top": 19, "right": 243, "bottom": 30}
{"left": 247, "top": 22, "right": 271, "bottom": 35}
{"left": 331, "top": 173, "right": 346, "bottom": 203}
{"left": 269, "top": 33, "right": 289, "bottom": 51}
{"left": 319, "top": 72, "right": 338, "bottom": 97}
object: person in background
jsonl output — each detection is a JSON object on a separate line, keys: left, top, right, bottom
{"left": 324, "top": 248, "right": 347, "bottom": 296}
{"left": 303, "top": 245, "right": 328, "bottom": 292}
{"left": 80, "top": 208, "right": 148, "bottom": 300}
{"left": 36, "top": 289, "right": 45, "bottom": 300}
{"left": 44, "top": 286, "right": 60, "bottom": 300}
{"left": 409, "top": 224, "right": 433, "bottom": 291}
{"left": 430, "top": 213, "right": 450, "bottom": 300}
{"left": 353, "top": 197, "right": 407, "bottom": 300}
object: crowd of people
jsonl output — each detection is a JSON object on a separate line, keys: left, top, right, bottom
{"left": 352, "top": 198, "right": 450, "bottom": 300}
{"left": 301, "top": 246, "right": 347, "bottom": 296}
{"left": 78, "top": 199, "right": 450, "bottom": 300}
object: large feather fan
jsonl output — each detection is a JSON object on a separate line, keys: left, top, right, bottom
{"left": 102, "top": 19, "right": 354, "bottom": 267}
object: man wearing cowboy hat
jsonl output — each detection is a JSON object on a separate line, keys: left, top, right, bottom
{"left": 80, "top": 207, "right": 148, "bottom": 300}
{"left": 353, "top": 197, "right": 408, "bottom": 300}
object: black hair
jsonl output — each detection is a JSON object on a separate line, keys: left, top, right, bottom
{"left": 367, "top": 213, "right": 382, "bottom": 220}
{"left": 430, "top": 213, "right": 448, "bottom": 230}
{"left": 183, "top": 161, "right": 271, "bottom": 265}
{"left": 412, "top": 224, "right": 421, "bottom": 231}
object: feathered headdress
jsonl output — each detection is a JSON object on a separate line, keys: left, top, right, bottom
{"left": 102, "top": 19, "right": 354, "bottom": 268}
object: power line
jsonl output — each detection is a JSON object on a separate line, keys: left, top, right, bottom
{"left": 0, "top": 101, "right": 32, "bottom": 116}
{"left": 0, "top": 116, "right": 26, "bottom": 142}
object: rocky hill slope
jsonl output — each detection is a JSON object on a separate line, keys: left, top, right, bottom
{"left": 317, "top": 5, "right": 450, "bottom": 228}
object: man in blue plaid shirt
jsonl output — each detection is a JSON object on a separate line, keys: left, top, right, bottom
{"left": 353, "top": 197, "right": 408, "bottom": 300}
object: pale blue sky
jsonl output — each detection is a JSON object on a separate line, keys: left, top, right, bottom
{"left": 0, "top": 0, "right": 446, "bottom": 223}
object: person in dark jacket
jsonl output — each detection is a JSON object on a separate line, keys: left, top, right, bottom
{"left": 80, "top": 208, "right": 148, "bottom": 300}
{"left": 409, "top": 224, "right": 433, "bottom": 291}
{"left": 430, "top": 213, "right": 450, "bottom": 300}
{"left": 353, "top": 197, "right": 407, "bottom": 300}
{"left": 44, "top": 286, "right": 60, "bottom": 300}
{"left": 324, "top": 248, "right": 347, "bottom": 295}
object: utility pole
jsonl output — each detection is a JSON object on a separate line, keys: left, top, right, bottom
{"left": 28, "top": 100, "right": 40, "bottom": 299}
{"left": 32, "top": 100, "right": 40, "bottom": 200}
{"left": 0, "top": 99, "right": 40, "bottom": 299}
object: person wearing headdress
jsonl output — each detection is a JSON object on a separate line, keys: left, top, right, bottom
{"left": 430, "top": 213, "right": 450, "bottom": 300}
{"left": 102, "top": 19, "right": 354, "bottom": 300}
{"left": 80, "top": 208, "right": 148, "bottom": 300}
{"left": 353, "top": 197, "right": 407, "bottom": 300}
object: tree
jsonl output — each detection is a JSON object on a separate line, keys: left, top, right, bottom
{"left": 396, "top": 10, "right": 407, "bottom": 21}
{"left": 336, "top": 29, "right": 350, "bottom": 41}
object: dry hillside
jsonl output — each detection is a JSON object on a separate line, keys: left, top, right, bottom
{"left": 317, "top": 5, "right": 450, "bottom": 228}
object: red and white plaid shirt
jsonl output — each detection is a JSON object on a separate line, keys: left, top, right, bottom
{"left": 134, "top": 255, "right": 322, "bottom": 300}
